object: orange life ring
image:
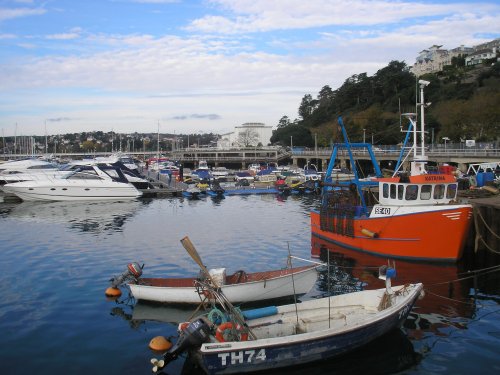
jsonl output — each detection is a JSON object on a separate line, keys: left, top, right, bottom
{"left": 215, "top": 322, "right": 249, "bottom": 342}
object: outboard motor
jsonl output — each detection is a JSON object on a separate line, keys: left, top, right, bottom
{"left": 156, "top": 317, "right": 212, "bottom": 370}
{"left": 105, "top": 262, "right": 143, "bottom": 297}
{"left": 378, "top": 264, "right": 397, "bottom": 294}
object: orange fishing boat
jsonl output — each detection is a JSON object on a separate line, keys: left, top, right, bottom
{"left": 311, "top": 80, "right": 472, "bottom": 262}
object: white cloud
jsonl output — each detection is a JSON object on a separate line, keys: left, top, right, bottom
{"left": 1, "top": 0, "right": 499, "bottom": 136}
{"left": 0, "top": 33, "right": 16, "bottom": 39}
{"left": 187, "top": 0, "right": 496, "bottom": 33}
{"left": 0, "top": 6, "right": 45, "bottom": 22}
{"left": 46, "top": 28, "right": 83, "bottom": 40}
{"left": 129, "top": 0, "right": 179, "bottom": 3}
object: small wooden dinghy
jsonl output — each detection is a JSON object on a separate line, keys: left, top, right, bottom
{"left": 128, "top": 265, "right": 318, "bottom": 304}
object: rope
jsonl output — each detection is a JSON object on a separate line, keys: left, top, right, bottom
{"left": 423, "top": 289, "right": 475, "bottom": 305}
{"left": 473, "top": 205, "right": 500, "bottom": 254}
{"left": 478, "top": 236, "right": 500, "bottom": 254}
{"left": 425, "top": 264, "right": 500, "bottom": 287}
{"left": 474, "top": 205, "right": 500, "bottom": 239}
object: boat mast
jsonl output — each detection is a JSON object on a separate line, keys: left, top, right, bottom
{"left": 419, "top": 79, "right": 430, "bottom": 160}
{"left": 409, "top": 80, "right": 430, "bottom": 176}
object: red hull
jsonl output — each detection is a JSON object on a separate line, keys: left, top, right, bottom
{"left": 311, "top": 207, "right": 472, "bottom": 262}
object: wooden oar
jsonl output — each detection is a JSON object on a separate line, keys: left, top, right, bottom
{"left": 180, "top": 236, "right": 218, "bottom": 286}
{"left": 180, "top": 236, "right": 256, "bottom": 340}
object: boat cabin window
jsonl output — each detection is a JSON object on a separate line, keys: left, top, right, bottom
{"left": 390, "top": 184, "right": 397, "bottom": 199}
{"left": 405, "top": 185, "right": 418, "bottom": 200}
{"left": 446, "top": 184, "right": 457, "bottom": 199}
{"left": 383, "top": 183, "right": 389, "bottom": 198}
{"left": 398, "top": 185, "right": 404, "bottom": 200}
{"left": 420, "top": 185, "right": 432, "bottom": 200}
{"left": 383, "top": 183, "right": 405, "bottom": 200}
{"left": 27, "top": 164, "right": 59, "bottom": 170}
{"left": 68, "top": 170, "right": 102, "bottom": 180}
{"left": 104, "top": 169, "right": 120, "bottom": 179}
{"left": 434, "top": 184, "right": 445, "bottom": 199}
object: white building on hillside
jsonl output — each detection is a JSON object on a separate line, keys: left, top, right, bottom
{"left": 410, "top": 39, "right": 500, "bottom": 77}
{"left": 411, "top": 44, "right": 473, "bottom": 76}
{"left": 466, "top": 47, "right": 498, "bottom": 66}
{"left": 217, "top": 122, "right": 273, "bottom": 148}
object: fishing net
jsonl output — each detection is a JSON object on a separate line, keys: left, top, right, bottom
{"left": 319, "top": 189, "right": 357, "bottom": 237}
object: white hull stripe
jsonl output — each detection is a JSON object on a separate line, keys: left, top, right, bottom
{"left": 442, "top": 212, "right": 462, "bottom": 220}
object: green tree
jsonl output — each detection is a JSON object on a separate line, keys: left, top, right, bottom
{"left": 277, "top": 115, "right": 291, "bottom": 129}
{"left": 81, "top": 140, "right": 96, "bottom": 152}
{"left": 271, "top": 122, "right": 313, "bottom": 147}
{"left": 298, "top": 94, "right": 317, "bottom": 120}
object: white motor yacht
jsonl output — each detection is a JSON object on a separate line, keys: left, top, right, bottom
{"left": 0, "top": 160, "right": 151, "bottom": 190}
{"left": 3, "top": 164, "right": 142, "bottom": 201}
{"left": 0, "top": 158, "right": 59, "bottom": 174}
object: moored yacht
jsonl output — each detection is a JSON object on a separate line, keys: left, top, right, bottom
{"left": 0, "top": 160, "right": 151, "bottom": 191}
{"left": 3, "top": 164, "right": 142, "bottom": 201}
{"left": 0, "top": 158, "right": 60, "bottom": 187}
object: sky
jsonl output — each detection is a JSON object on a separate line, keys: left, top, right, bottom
{"left": 0, "top": 0, "right": 499, "bottom": 137}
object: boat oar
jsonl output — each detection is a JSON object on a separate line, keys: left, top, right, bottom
{"left": 179, "top": 236, "right": 256, "bottom": 340}
{"left": 180, "top": 236, "right": 218, "bottom": 286}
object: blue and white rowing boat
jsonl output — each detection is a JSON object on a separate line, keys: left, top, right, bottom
{"left": 150, "top": 267, "right": 423, "bottom": 374}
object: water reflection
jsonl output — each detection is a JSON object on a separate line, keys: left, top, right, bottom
{"left": 110, "top": 301, "right": 200, "bottom": 328}
{"left": 4, "top": 199, "right": 149, "bottom": 233}
{"left": 311, "top": 236, "right": 485, "bottom": 353}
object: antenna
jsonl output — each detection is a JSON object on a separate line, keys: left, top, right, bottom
{"left": 398, "top": 97, "right": 402, "bottom": 130}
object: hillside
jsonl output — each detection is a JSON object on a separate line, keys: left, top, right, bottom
{"left": 271, "top": 60, "right": 500, "bottom": 147}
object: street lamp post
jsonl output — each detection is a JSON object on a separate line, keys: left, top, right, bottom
{"left": 442, "top": 137, "right": 450, "bottom": 151}
{"left": 314, "top": 133, "right": 318, "bottom": 162}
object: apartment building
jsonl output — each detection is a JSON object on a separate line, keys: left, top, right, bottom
{"left": 410, "top": 38, "right": 499, "bottom": 76}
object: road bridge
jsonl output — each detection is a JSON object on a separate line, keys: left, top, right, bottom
{"left": 292, "top": 146, "right": 500, "bottom": 173}
{"left": 3, "top": 146, "right": 499, "bottom": 173}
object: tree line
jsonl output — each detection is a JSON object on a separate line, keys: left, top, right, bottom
{"left": 271, "top": 59, "right": 500, "bottom": 148}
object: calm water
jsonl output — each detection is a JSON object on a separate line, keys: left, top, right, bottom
{"left": 0, "top": 193, "right": 499, "bottom": 375}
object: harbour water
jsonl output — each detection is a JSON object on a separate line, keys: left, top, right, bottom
{"left": 0, "top": 194, "right": 499, "bottom": 375}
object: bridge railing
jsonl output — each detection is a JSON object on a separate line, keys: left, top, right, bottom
{"left": 291, "top": 147, "right": 500, "bottom": 158}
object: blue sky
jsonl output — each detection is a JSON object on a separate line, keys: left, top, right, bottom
{"left": 0, "top": 0, "right": 499, "bottom": 136}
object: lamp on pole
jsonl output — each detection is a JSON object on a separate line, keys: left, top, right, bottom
{"left": 314, "top": 133, "right": 318, "bottom": 164}
{"left": 290, "top": 136, "right": 293, "bottom": 151}
{"left": 442, "top": 137, "right": 450, "bottom": 151}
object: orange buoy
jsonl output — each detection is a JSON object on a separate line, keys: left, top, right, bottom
{"left": 149, "top": 336, "right": 172, "bottom": 352}
{"left": 105, "top": 286, "right": 122, "bottom": 297}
